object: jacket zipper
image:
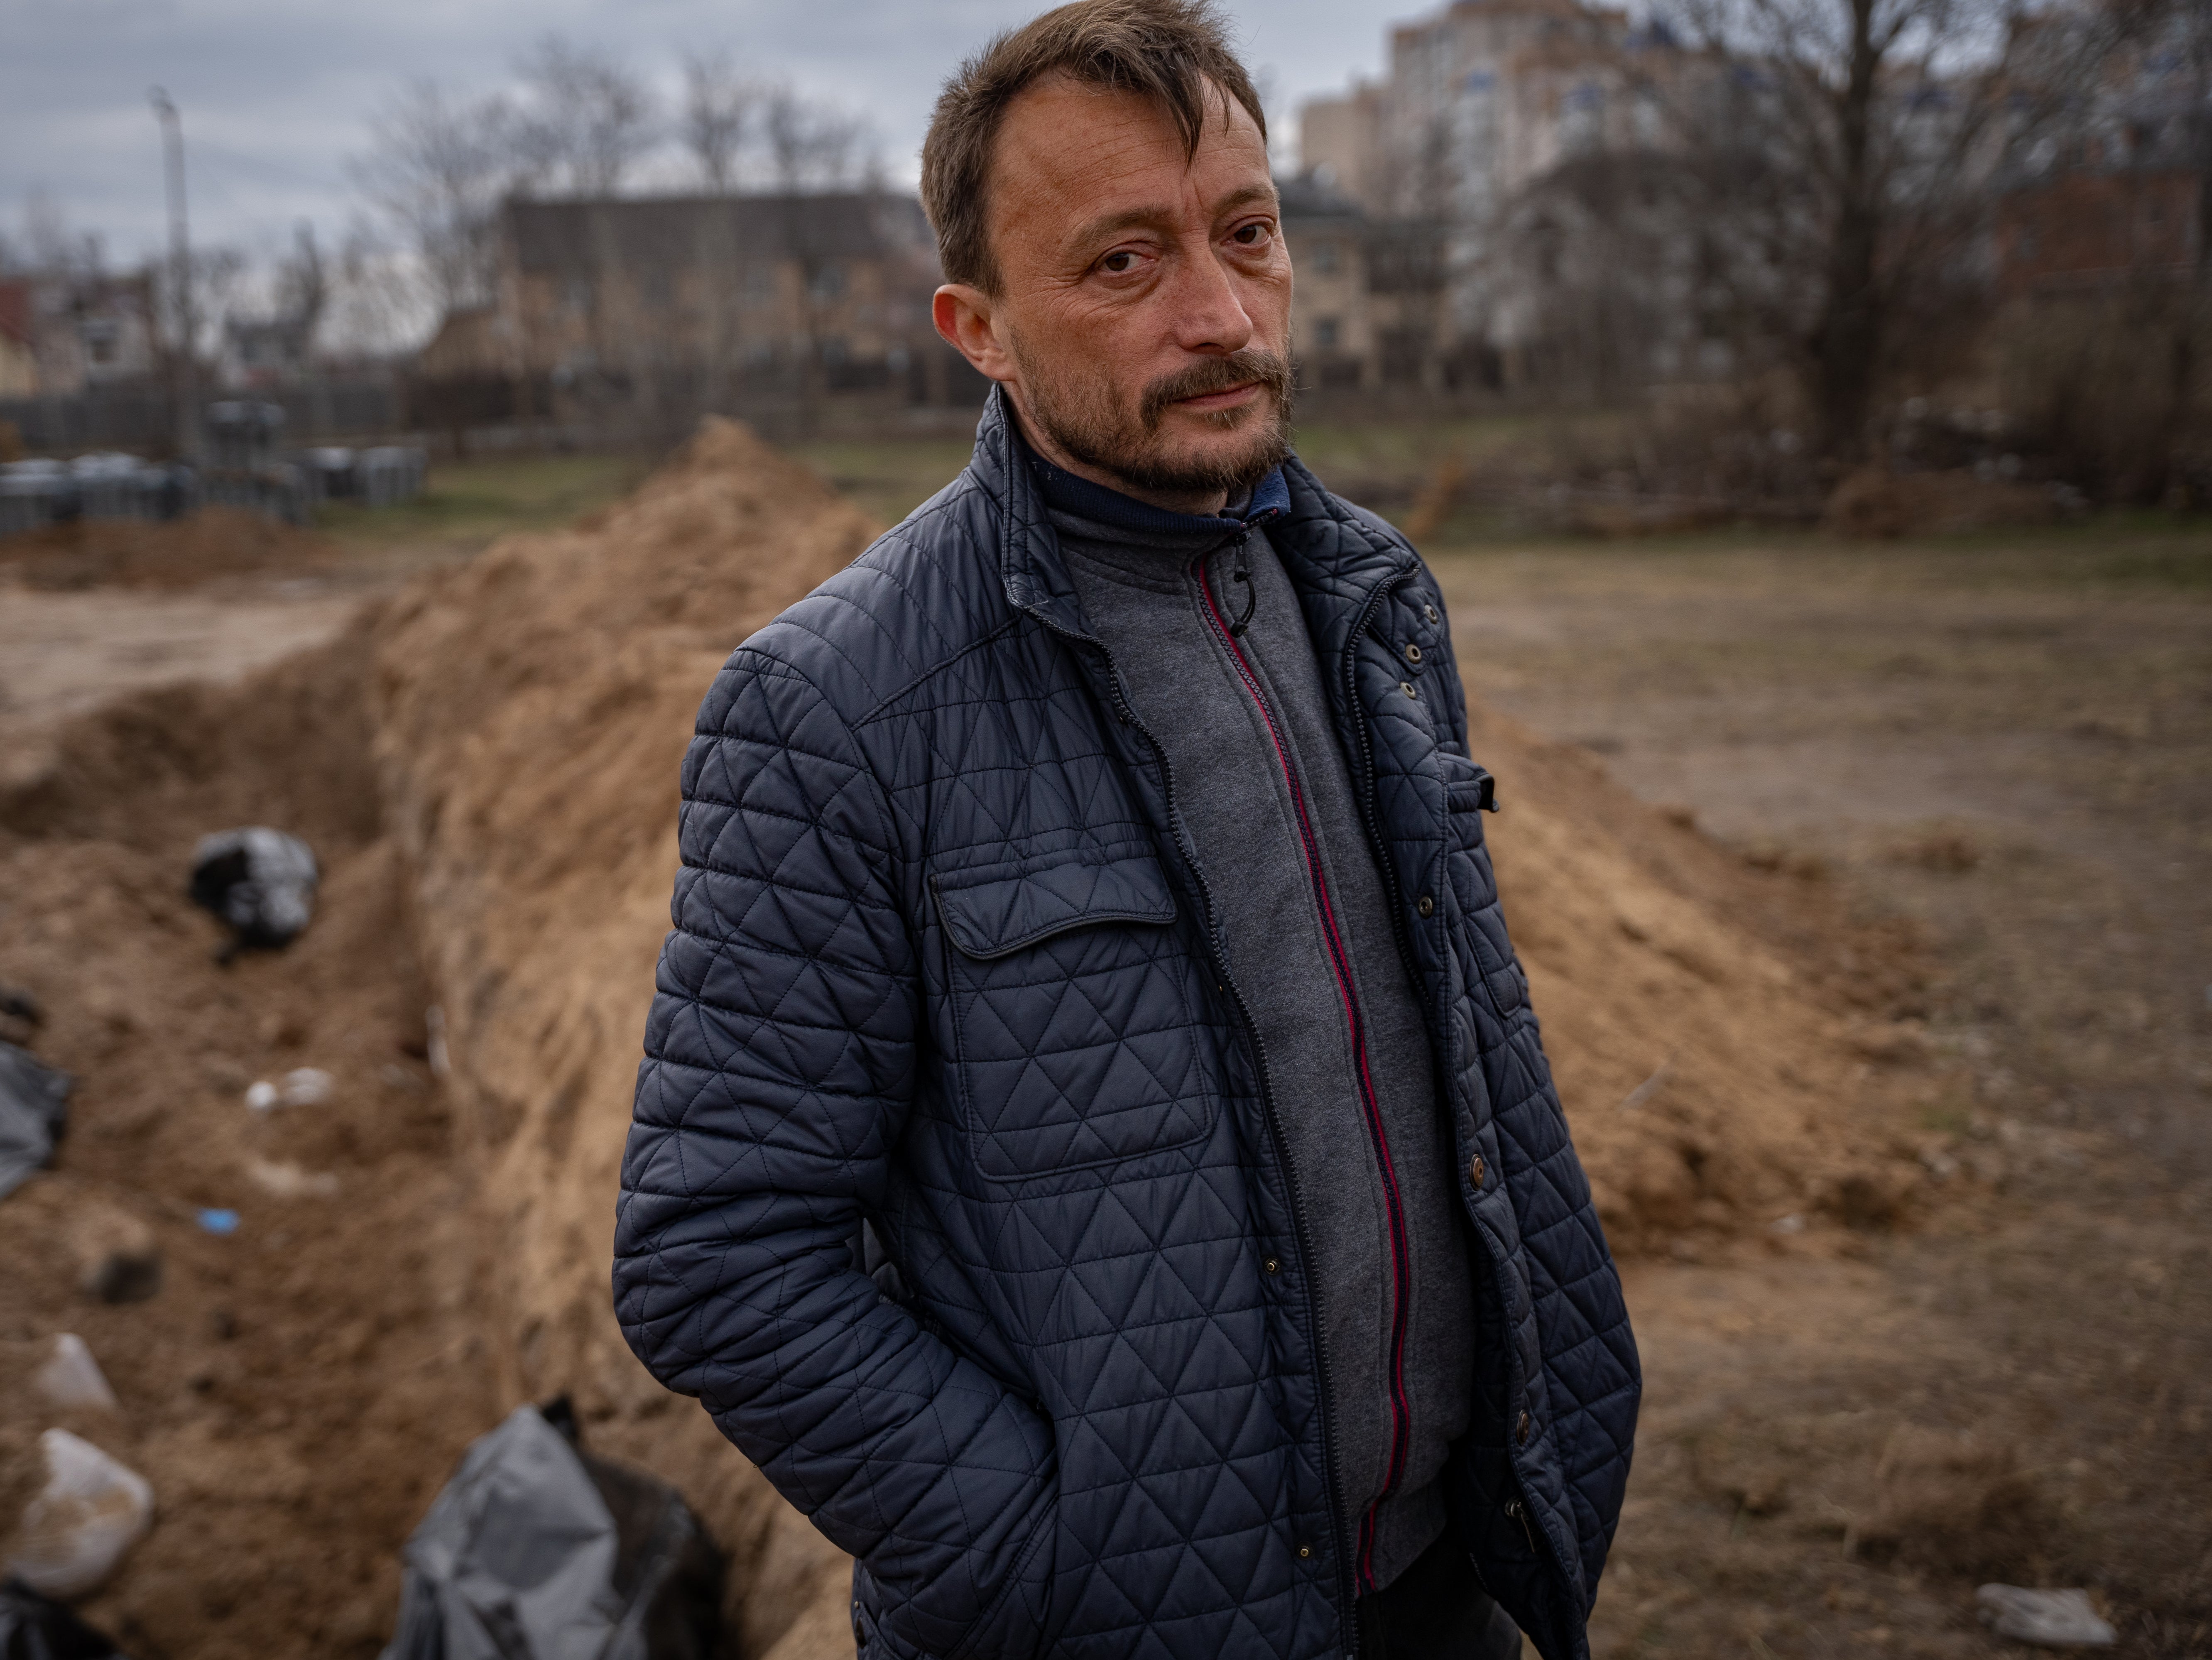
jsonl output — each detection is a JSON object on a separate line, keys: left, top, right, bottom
{"left": 1195, "top": 544, "right": 1413, "bottom": 1596}
{"left": 1019, "top": 596, "right": 1360, "bottom": 1656}
{"left": 1340, "top": 567, "right": 1579, "bottom": 1615}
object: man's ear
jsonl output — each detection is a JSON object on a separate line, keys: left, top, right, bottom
{"left": 933, "top": 285, "right": 1019, "bottom": 387}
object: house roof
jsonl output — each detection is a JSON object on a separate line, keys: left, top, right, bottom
{"left": 502, "top": 192, "right": 935, "bottom": 279}
{"left": 1276, "top": 171, "right": 1366, "bottom": 224}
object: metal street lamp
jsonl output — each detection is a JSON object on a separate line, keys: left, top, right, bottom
{"left": 149, "top": 87, "right": 196, "bottom": 460}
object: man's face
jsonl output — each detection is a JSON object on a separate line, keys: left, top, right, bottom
{"left": 933, "top": 75, "right": 1294, "bottom": 511}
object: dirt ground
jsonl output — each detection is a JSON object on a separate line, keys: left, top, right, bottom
{"left": 2, "top": 468, "right": 2207, "bottom": 1659}
{"left": 1426, "top": 528, "right": 2212, "bottom": 1656}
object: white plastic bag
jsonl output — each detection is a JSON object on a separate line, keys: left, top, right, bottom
{"left": 33, "top": 1335, "right": 119, "bottom": 1413}
{"left": 5, "top": 1429, "right": 154, "bottom": 1597}
{"left": 1976, "top": 1585, "right": 2117, "bottom": 1648}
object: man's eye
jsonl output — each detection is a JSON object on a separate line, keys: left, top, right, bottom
{"left": 1231, "top": 223, "right": 1272, "bottom": 246}
{"left": 1101, "top": 250, "right": 1137, "bottom": 274}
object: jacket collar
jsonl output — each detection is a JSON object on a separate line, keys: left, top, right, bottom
{"left": 1025, "top": 441, "right": 1290, "bottom": 536}
{"left": 970, "top": 384, "right": 1411, "bottom": 646}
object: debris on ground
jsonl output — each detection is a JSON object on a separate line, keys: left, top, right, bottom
{"left": 241, "top": 1155, "right": 338, "bottom": 1200}
{"left": 0, "top": 987, "right": 41, "bottom": 1048}
{"left": 1976, "top": 1584, "right": 2117, "bottom": 1648}
{"left": 0, "top": 1577, "right": 130, "bottom": 1660}
{"left": 4, "top": 1429, "right": 154, "bottom": 1599}
{"left": 241, "top": 1067, "right": 331, "bottom": 1113}
{"left": 33, "top": 1335, "right": 119, "bottom": 1414}
{"left": 62, "top": 1206, "right": 159, "bottom": 1307}
{"left": 0, "top": 1042, "right": 70, "bottom": 1200}
{"left": 383, "top": 1402, "right": 722, "bottom": 1660}
{"left": 188, "top": 828, "right": 319, "bottom": 956}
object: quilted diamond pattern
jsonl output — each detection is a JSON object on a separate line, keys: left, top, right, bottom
{"left": 615, "top": 391, "right": 1637, "bottom": 1660}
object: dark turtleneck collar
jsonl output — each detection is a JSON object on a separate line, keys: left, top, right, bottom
{"left": 1017, "top": 422, "right": 1291, "bottom": 537}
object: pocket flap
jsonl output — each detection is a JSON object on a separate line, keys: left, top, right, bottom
{"left": 1443, "top": 759, "right": 1499, "bottom": 813}
{"left": 934, "top": 853, "right": 1178, "bottom": 960}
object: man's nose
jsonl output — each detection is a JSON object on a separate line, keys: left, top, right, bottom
{"left": 1166, "top": 243, "right": 1255, "bottom": 355}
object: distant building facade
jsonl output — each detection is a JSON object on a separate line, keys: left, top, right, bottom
{"left": 1299, "top": 0, "right": 1696, "bottom": 391}
{"left": 1991, "top": 13, "right": 2209, "bottom": 299}
{"left": 418, "top": 191, "right": 980, "bottom": 437}
{"left": 9, "top": 271, "right": 162, "bottom": 398}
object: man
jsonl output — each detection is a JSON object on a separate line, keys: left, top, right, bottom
{"left": 613, "top": 3, "right": 1638, "bottom": 1657}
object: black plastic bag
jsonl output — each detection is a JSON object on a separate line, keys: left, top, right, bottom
{"left": 0, "top": 1579, "right": 129, "bottom": 1660}
{"left": 188, "top": 829, "right": 318, "bottom": 953}
{"left": 0, "top": 1043, "right": 71, "bottom": 1201}
{"left": 382, "top": 1402, "right": 722, "bottom": 1660}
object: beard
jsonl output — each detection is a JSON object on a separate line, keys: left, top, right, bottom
{"left": 1009, "top": 339, "right": 1294, "bottom": 499}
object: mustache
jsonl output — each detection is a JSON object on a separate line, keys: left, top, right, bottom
{"left": 1139, "top": 350, "right": 1293, "bottom": 431}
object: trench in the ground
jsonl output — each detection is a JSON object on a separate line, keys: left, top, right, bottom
{"left": 0, "top": 619, "right": 813, "bottom": 1660}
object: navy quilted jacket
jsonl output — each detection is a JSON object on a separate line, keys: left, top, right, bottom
{"left": 615, "top": 392, "right": 1638, "bottom": 1660}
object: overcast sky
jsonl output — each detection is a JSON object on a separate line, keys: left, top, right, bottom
{"left": 0, "top": 0, "right": 1406, "bottom": 270}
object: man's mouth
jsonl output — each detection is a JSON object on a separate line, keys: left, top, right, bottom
{"left": 1168, "top": 381, "right": 1261, "bottom": 412}
{"left": 1136, "top": 350, "right": 1291, "bottom": 433}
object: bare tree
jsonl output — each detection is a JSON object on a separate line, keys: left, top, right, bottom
{"left": 1668, "top": 0, "right": 2127, "bottom": 457}
{"left": 321, "top": 222, "right": 428, "bottom": 358}
{"left": 762, "top": 86, "right": 871, "bottom": 193}
{"left": 681, "top": 49, "right": 755, "bottom": 193}
{"left": 274, "top": 224, "right": 328, "bottom": 337}
{"left": 513, "top": 35, "right": 658, "bottom": 197}
{"left": 351, "top": 78, "right": 515, "bottom": 316}
{"left": 18, "top": 189, "right": 104, "bottom": 278}
{"left": 187, "top": 245, "right": 250, "bottom": 361}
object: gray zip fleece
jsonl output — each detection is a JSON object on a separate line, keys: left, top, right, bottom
{"left": 1044, "top": 477, "right": 1477, "bottom": 1596}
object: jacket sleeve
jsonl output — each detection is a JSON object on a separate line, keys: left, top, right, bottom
{"left": 614, "top": 647, "right": 1056, "bottom": 1659}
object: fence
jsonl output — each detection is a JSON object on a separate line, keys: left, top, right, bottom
{"left": 0, "top": 379, "right": 407, "bottom": 455}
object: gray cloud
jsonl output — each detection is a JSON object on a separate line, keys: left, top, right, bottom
{"left": 0, "top": 0, "right": 1391, "bottom": 265}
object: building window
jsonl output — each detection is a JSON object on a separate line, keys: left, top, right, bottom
{"left": 809, "top": 262, "right": 846, "bottom": 302}
{"left": 1310, "top": 240, "right": 1341, "bottom": 275}
{"left": 1311, "top": 316, "right": 1341, "bottom": 350}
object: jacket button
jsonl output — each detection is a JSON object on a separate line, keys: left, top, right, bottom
{"left": 1425, "top": 603, "right": 1441, "bottom": 624}
{"left": 1417, "top": 894, "right": 1435, "bottom": 918}
{"left": 1516, "top": 1410, "right": 1532, "bottom": 1445}
{"left": 1401, "top": 681, "right": 1418, "bottom": 698}
{"left": 1469, "top": 1154, "right": 1487, "bottom": 1187}
{"left": 1404, "top": 642, "right": 1423, "bottom": 664}
{"left": 1296, "top": 1544, "right": 1312, "bottom": 1560}
{"left": 1263, "top": 1257, "right": 1281, "bottom": 1274}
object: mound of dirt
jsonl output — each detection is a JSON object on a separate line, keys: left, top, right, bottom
{"left": 367, "top": 419, "right": 879, "bottom": 1659}
{"left": 0, "top": 509, "right": 337, "bottom": 592}
{"left": 360, "top": 416, "right": 1936, "bottom": 1650}
{"left": 1, "top": 415, "right": 1941, "bottom": 1660}
{"left": 1466, "top": 713, "right": 1938, "bottom": 1250}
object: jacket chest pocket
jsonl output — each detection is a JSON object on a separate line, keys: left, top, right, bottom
{"left": 933, "top": 851, "right": 1215, "bottom": 1184}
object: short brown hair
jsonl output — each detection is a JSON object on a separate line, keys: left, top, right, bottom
{"left": 921, "top": 0, "right": 1267, "bottom": 294}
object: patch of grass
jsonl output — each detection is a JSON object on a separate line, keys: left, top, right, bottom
{"left": 317, "top": 452, "right": 647, "bottom": 550}
{"left": 787, "top": 438, "right": 977, "bottom": 529}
